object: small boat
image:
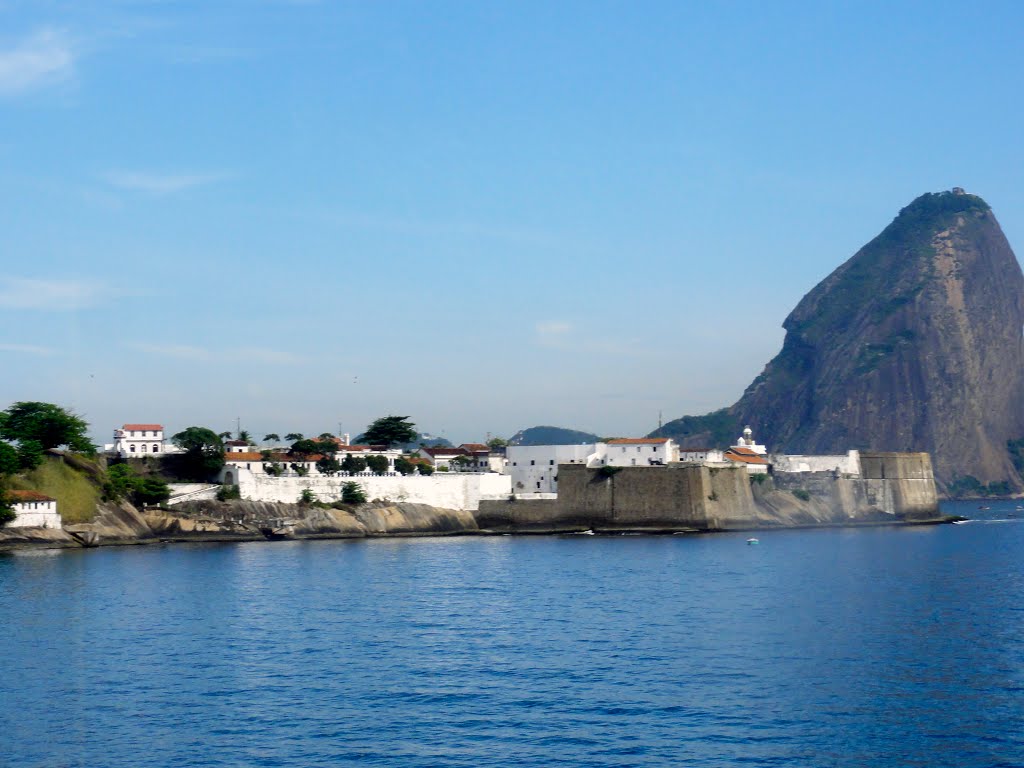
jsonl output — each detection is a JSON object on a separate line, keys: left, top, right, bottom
{"left": 978, "top": 505, "right": 991, "bottom": 510}
{"left": 746, "top": 537, "right": 759, "bottom": 545}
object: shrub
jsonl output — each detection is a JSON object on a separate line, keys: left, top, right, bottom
{"left": 749, "top": 473, "right": 767, "bottom": 485}
{"left": 264, "top": 462, "right": 284, "bottom": 477}
{"left": 315, "top": 457, "right": 341, "bottom": 476}
{"left": 290, "top": 462, "right": 310, "bottom": 477}
{"left": 341, "top": 481, "right": 367, "bottom": 504}
{"left": 216, "top": 484, "right": 241, "bottom": 501}
{"left": 341, "top": 454, "right": 367, "bottom": 474}
{"left": 417, "top": 463, "right": 434, "bottom": 476}
{"left": 792, "top": 488, "right": 811, "bottom": 501}
{"left": 394, "top": 457, "right": 416, "bottom": 475}
{"left": 299, "top": 488, "right": 317, "bottom": 505}
{"left": 0, "top": 491, "right": 15, "bottom": 528}
{"left": 366, "top": 454, "right": 389, "bottom": 474}
{"left": 597, "top": 465, "right": 622, "bottom": 479}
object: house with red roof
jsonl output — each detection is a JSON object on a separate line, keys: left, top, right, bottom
{"left": 6, "top": 490, "right": 61, "bottom": 529}
{"left": 108, "top": 423, "right": 167, "bottom": 458}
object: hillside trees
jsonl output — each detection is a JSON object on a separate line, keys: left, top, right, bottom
{"left": 172, "top": 427, "right": 225, "bottom": 481}
{"left": 105, "top": 464, "right": 170, "bottom": 507}
{"left": 0, "top": 401, "right": 93, "bottom": 453}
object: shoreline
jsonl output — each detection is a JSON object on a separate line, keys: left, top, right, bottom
{"left": 0, "top": 514, "right": 961, "bottom": 553}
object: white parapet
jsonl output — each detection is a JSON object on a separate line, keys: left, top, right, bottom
{"left": 233, "top": 470, "right": 512, "bottom": 511}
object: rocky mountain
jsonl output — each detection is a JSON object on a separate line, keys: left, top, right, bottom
{"left": 652, "top": 189, "right": 1024, "bottom": 493}
{"left": 509, "top": 426, "right": 601, "bottom": 446}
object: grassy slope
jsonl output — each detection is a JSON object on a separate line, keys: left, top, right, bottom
{"left": 8, "top": 456, "right": 101, "bottom": 524}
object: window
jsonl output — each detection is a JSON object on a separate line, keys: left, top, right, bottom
{"left": 536, "top": 482, "right": 541, "bottom": 489}
{"left": 153, "top": 446, "right": 160, "bottom": 453}
{"left": 130, "top": 445, "right": 136, "bottom": 452}
{"left": 631, "top": 458, "right": 636, "bottom": 465}
{"left": 530, "top": 460, "right": 535, "bottom": 465}
{"left": 549, "top": 459, "right": 554, "bottom": 465}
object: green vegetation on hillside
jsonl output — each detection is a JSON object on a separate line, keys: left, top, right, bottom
{"left": 946, "top": 474, "right": 1013, "bottom": 499}
{"left": 8, "top": 456, "right": 101, "bottom": 524}
{"left": 650, "top": 408, "right": 738, "bottom": 448}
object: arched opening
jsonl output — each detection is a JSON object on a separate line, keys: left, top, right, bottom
{"left": 224, "top": 471, "right": 235, "bottom": 485}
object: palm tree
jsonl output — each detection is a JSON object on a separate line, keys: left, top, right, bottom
{"left": 239, "top": 430, "right": 252, "bottom": 444}
{"left": 285, "top": 432, "right": 303, "bottom": 442}
{"left": 264, "top": 433, "right": 280, "bottom": 444}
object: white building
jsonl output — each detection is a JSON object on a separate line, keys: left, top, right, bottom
{"left": 734, "top": 426, "right": 767, "bottom": 455}
{"left": 677, "top": 448, "right": 726, "bottom": 463}
{"left": 506, "top": 444, "right": 604, "bottom": 494}
{"left": 224, "top": 439, "right": 256, "bottom": 454}
{"left": 604, "top": 438, "right": 678, "bottom": 466}
{"left": 7, "top": 490, "right": 61, "bottom": 528}
{"left": 415, "top": 446, "right": 470, "bottom": 471}
{"left": 108, "top": 423, "right": 166, "bottom": 457}
{"left": 459, "top": 444, "right": 507, "bottom": 473}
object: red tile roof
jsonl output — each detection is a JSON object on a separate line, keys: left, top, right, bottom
{"left": 460, "top": 443, "right": 489, "bottom": 452}
{"left": 420, "top": 446, "right": 468, "bottom": 457}
{"left": 123, "top": 424, "right": 163, "bottom": 431}
{"left": 724, "top": 448, "right": 769, "bottom": 465}
{"left": 607, "top": 438, "right": 670, "bottom": 445}
{"left": 8, "top": 490, "right": 55, "bottom": 502}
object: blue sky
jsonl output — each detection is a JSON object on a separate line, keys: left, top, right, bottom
{"left": 2, "top": 1, "right": 1023, "bottom": 444}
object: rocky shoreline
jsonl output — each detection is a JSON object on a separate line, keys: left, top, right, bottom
{"left": 0, "top": 497, "right": 957, "bottom": 552}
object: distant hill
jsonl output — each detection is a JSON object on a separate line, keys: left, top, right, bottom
{"left": 509, "top": 426, "right": 601, "bottom": 446}
{"left": 651, "top": 189, "right": 1024, "bottom": 493}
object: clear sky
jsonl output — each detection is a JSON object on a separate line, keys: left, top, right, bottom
{"left": 2, "top": 0, "right": 1023, "bottom": 445}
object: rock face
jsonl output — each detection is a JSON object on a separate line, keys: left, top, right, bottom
{"left": 656, "top": 190, "right": 1024, "bottom": 491}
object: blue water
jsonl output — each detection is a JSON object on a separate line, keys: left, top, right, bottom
{"left": 2, "top": 501, "right": 1023, "bottom": 767}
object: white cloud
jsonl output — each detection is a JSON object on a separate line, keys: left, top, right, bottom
{"left": 0, "top": 28, "right": 74, "bottom": 94}
{"left": 103, "top": 170, "right": 230, "bottom": 194}
{"left": 0, "top": 276, "right": 104, "bottom": 311}
{"left": 535, "top": 321, "right": 573, "bottom": 347}
{"left": 0, "top": 342, "right": 56, "bottom": 356}
{"left": 127, "top": 343, "right": 305, "bottom": 365}
{"left": 126, "top": 343, "right": 211, "bottom": 361}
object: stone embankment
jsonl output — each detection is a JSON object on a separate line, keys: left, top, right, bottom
{"left": 0, "top": 500, "right": 479, "bottom": 551}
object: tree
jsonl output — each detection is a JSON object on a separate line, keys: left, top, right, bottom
{"left": 0, "top": 441, "right": 19, "bottom": 476}
{"left": 366, "top": 454, "right": 389, "bottom": 474}
{"left": 318, "top": 432, "right": 335, "bottom": 440}
{"left": 17, "top": 440, "right": 44, "bottom": 471}
{"left": 316, "top": 456, "right": 341, "bottom": 476}
{"left": 341, "top": 481, "right": 366, "bottom": 504}
{"left": 314, "top": 437, "right": 338, "bottom": 456}
{"left": 104, "top": 463, "right": 170, "bottom": 507}
{"left": 394, "top": 457, "right": 416, "bottom": 476}
{"left": 299, "top": 488, "right": 317, "bottom": 505}
{"left": 238, "top": 430, "right": 252, "bottom": 443}
{"left": 417, "top": 462, "right": 434, "bottom": 476}
{"left": 290, "top": 438, "right": 320, "bottom": 457}
{"left": 341, "top": 454, "right": 367, "bottom": 474}
{"left": 0, "top": 401, "right": 93, "bottom": 453}
{"left": 172, "top": 427, "right": 225, "bottom": 481}
{"left": 264, "top": 462, "right": 284, "bottom": 477}
{"left": 359, "top": 416, "right": 417, "bottom": 449}
{"left": 264, "top": 433, "right": 280, "bottom": 444}
{"left": 451, "top": 455, "right": 474, "bottom": 472}
{"left": 285, "top": 432, "right": 303, "bottom": 442}
{"left": 0, "top": 490, "right": 15, "bottom": 528}
{"left": 487, "top": 437, "right": 508, "bottom": 449}
{"left": 218, "top": 431, "right": 233, "bottom": 440}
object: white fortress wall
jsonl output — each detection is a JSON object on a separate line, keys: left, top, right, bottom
{"left": 771, "top": 450, "right": 861, "bottom": 475}
{"left": 235, "top": 469, "right": 511, "bottom": 511}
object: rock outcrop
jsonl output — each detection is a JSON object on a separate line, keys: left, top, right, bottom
{"left": 655, "top": 190, "right": 1024, "bottom": 492}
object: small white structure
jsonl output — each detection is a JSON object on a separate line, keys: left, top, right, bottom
{"left": 734, "top": 426, "right": 767, "bottom": 455}
{"left": 415, "top": 446, "right": 470, "bottom": 471}
{"left": 459, "top": 444, "right": 507, "bottom": 473}
{"left": 224, "top": 439, "right": 256, "bottom": 454}
{"left": 108, "top": 424, "right": 166, "bottom": 457}
{"left": 677, "top": 448, "right": 726, "bottom": 464}
{"left": 604, "top": 438, "right": 678, "bottom": 467}
{"left": 7, "top": 490, "right": 61, "bottom": 528}
{"left": 506, "top": 444, "right": 604, "bottom": 494}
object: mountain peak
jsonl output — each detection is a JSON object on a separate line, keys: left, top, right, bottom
{"left": 656, "top": 189, "right": 1024, "bottom": 492}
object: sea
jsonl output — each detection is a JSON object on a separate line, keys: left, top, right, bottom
{"left": 2, "top": 500, "right": 1022, "bottom": 767}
